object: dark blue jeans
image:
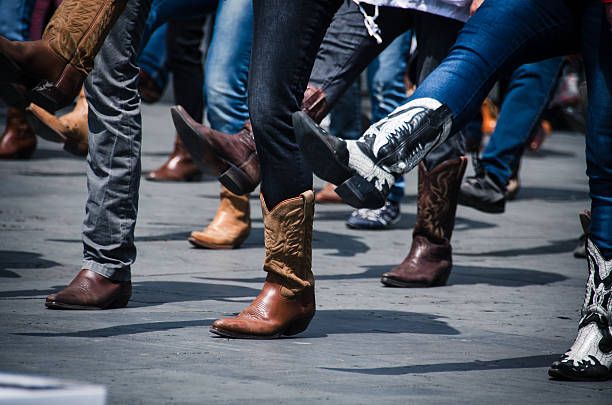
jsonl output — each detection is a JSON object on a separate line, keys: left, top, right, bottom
{"left": 480, "top": 57, "right": 565, "bottom": 187}
{"left": 410, "top": 0, "right": 612, "bottom": 258}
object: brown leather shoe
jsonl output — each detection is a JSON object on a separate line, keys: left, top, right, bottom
{"left": 138, "top": 68, "right": 163, "bottom": 104}
{"left": 25, "top": 87, "right": 89, "bottom": 157}
{"left": 146, "top": 135, "right": 202, "bottom": 182}
{"left": 189, "top": 186, "right": 251, "bottom": 249}
{"left": 381, "top": 157, "right": 467, "bottom": 287}
{"left": 211, "top": 191, "right": 315, "bottom": 338}
{"left": 171, "top": 105, "right": 259, "bottom": 194}
{"left": 0, "top": 106, "right": 37, "bottom": 159}
{"left": 315, "top": 182, "right": 343, "bottom": 204}
{"left": 45, "top": 269, "right": 131, "bottom": 310}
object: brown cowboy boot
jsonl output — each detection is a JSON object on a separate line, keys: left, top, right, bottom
{"left": 171, "top": 105, "right": 259, "bottom": 194}
{"left": 45, "top": 269, "right": 131, "bottom": 310}
{"left": 381, "top": 157, "right": 467, "bottom": 287}
{"left": 211, "top": 191, "right": 316, "bottom": 338}
{"left": 0, "top": 107, "right": 37, "bottom": 159}
{"left": 189, "top": 186, "right": 251, "bottom": 249}
{"left": 25, "top": 87, "right": 88, "bottom": 157}
{"left": 0, "top": 0, "right": 129, "bottom": 112}
{"left": 146, "top": 135, "right": 203, "bottom": 182}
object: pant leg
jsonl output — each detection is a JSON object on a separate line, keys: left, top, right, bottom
{"left": 329, "top": 80, "right": 362, "bottom": 140}
{"left": 0, "top": 0, "right": 35, "bottom": 41}
{"left": 480, "top": 57, "right": 565, "bottom": 187}
{"left": 413, "top": 12, "right": 465, "bottom": 170}
{"left": 82, "top": 0, "right": 150, "bottom": 281}
{"left": 409, "top": 0, "right": 580, "bottom": 136}
{"left": 249, "top": 0, "right": 343, "bottom": 208}
{"left": 137, "top": 24, "right": 169, "bottom": 91}
{"left": 204, "top": 0, "right": 252, "bottom": 134}
{"left": 580, "top": 2, "right": 612, "bottom": 259}
{"left": 167, "top": 17, "right": 205, "bottom": 123}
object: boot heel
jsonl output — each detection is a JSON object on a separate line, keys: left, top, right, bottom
{"left": 336, "top": 175, "right": 386, "bottom": 209}
{"left": 283, "top": 316, "right": 313, "bottom": 336}
{"left": 219, "top": 163, "right": 257, "bottom": 195}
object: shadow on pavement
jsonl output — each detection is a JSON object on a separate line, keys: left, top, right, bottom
{"left": 0, "top": 250, "right": 61, "bottom": 278}
{"left": 457, "top": 238, "right": 577, "bottom": 257}
{"left": 512, "top": 186, "right": 588, "bottom": 202}
{"left": 196, "top": 264, "right": 566, "bottom": 287}
{"left": 322, "top": 354, "right": 562, "bottom": 375}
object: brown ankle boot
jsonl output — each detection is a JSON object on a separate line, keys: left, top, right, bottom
{"left": 189, "top": 186, "right": 251, "bottom": 249}
{"left": 0, "top": 107, "right": 37, "bottom": 159}
{"left": 25, "top": 87, "right": 89, "bottom": 156}
{"left": 0, "top": 0, "right": 128, "bottom": 112}
{"left": 211, "top": 191, "right": 316, "bottom": 338}
{"left": 381, "top": 157, "right": 467, "bottom": 287}
{"left": 146, "top": 135, "right": 203, "bottom": 182}
{"left": 45, "top": 269, "right": 131, "bottom": 310}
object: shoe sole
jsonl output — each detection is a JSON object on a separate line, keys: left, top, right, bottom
{"left": 209, "top": 315, "right": 313, "bottom": 339}
{"left": 380, "top": 276, "right": 446, "bottom": 288}
{"left": 23, "top": 108, "right": 67, "bottom": 143}
{"left": 188, "top": 236, "right": 241, "bottom": 250}
{"left": 345, "top": 213, "right": 401, "bottom": 230}
{"left": 145, "top": 172, "right": 203, "bottom": 182}
{"left": 457, "top": 193, "right": 505, "bottom": 214}
{"left": 45, "top": 295, "right": 130, "bottom": 310}
{"left": 293, "top": 112, "right": 385, "bottom": 209}
{"left": 548, "top": 366, "right": 611, "bottom": 382}
{"left": 172, "top": 106, "right": 257, "bottom": 195}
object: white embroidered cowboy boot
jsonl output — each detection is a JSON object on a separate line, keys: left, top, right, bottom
{"left": 549, "top": 238, "right": 612, "bottom": 381}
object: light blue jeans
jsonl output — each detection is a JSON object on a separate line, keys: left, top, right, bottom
{"left": 0, "top": 0, "right": 34, "bottom": 41}
{"left": 137, "top": 23, "right": 168, "bottom": 91}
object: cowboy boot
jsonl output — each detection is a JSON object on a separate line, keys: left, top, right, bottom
{"left": 549, "top": 237, "right": 612, "bottom": 381}
{"left": 189, "top": 186, "right": 251, "bottom": 249}
{"left": 25, "top": 87, "right": 89, "bottom": 157}
{"left": 0, "top": 0, "right": 129, "bottom": 112}
{"left": 0, "top": 107, "right": 37, "bottom": 159}
{"left": 146, "top": 135, "right": 203, "bottom": 182}
{"left": 45, "top": 269, "right": 131, "bottom": 310}
{"left": 211, "top": 191, "right": 316, "bottom": 338}
{"left": 293, "top": 97, "right": 453, "bottom": 209}
{"left": 381, "top": 157, "right": 467, "bottom": 287}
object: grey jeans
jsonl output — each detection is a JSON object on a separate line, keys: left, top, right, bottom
{"left": 82, "top": 0, "right": 151, "bottom": 281}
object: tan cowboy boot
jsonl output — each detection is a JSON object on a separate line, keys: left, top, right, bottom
{"left": 25, "top": 87, "right": 88, "bottom": 156}
{"left": 381, "top": 157, "right": 467, "bottom": 287}
{"left": 0, "top": 0, "right": 129, "bottom": 112}
{"left": 0, "top": 107, "right": 37, "bottom": 159}
{"left": 189, "top": 186, "right": 251, "bottom": 249}
{"left": 146, "top": 135, "right": 203, "bottom": 182}
{"left": 211, "top": 191, "right": 315, "bottom": 338}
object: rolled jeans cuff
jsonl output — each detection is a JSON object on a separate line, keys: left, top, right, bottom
{"left": 82, "top": 259, "right": 131, "bottom": 282}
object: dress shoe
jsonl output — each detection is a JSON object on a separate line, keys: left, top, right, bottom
{"left": 211, "top": 191, "right": 315, "bottom": 338}
{"left": 25, "top": 87, "right": 88, "bottom": 157}
{"left": 172, "top": 105, "right": 259, "bottom": 194}
{"left": 189, "top": 186, "right": 251, "bottom": 249}
{"left": 293, "top": 98, "right": 453, "bottom": 209}
{"left": 381, "top": 157, "right": 467, "bottom": 287}
{"left": 458, "top": 172, "right": 506, "bottom": 213}
{"left": 146, "top": 135, "right": 202, "bottom": 182}
{"left": 315, "top": 183, "right": 343, "bottom": 204}
{"left": 0, "top": 106, "right": 37, "bottom": 159}
{"left": 45, "top": 269, "right": 131, "bottom": 310}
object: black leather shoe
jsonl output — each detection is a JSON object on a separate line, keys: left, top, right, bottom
{"left": 458, "top": 173, "right": 506, "bottom": 213}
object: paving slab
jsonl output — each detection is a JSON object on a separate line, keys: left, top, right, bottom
{"left": 1, "top": 102, "right": 610, "bottom": 404}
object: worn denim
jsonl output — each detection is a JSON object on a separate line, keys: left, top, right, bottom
{"left": 82, "top": 0, "right": 151, "bottom": 281}
{"left": 409, "top": 0, "right": 612, "bottom": 257}
{"left": 480, "top": 58, "right": 565, "bottom": 187}
{"left": 0, "top": 0, "right": 34, "bottom": 41}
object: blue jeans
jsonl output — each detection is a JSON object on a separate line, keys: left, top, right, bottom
{"left": 82, "top": 0, "right": 151, "bottom": 280}
{"left": 479, "top": 57, "right": 565, "bottom": 187}
{"left": 0, "top": 0, "right": 34, "bottom": 41}
{"left": 137, "top": 24, "right": 168, "bottom": 91}
{"left": 410, "top": 0, "right": 612, "bottom": 258}
{"left": 205, "top": 0, "right": 252, "bottom": 134}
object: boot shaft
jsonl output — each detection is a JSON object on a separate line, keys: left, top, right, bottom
{"left": 261, "top": 191, "right": 315, "bottom": 296}
{"left": 414, "top": 156, "right": 467, "bottom": 244}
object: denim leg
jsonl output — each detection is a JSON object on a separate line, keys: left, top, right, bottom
{"left": 205, "top": 0, "right": 252, "bottom": 134}
{"left": 410, "top": 0, "right": 580, "bottom": 135}
{"left": 580, "top": 2, "right": 612, "bottom": 259}
{"left": 82, "top": 0, "right": 151, "bottom": 281}
{"left": 328, "top": 80, "right": 362, "bottom": 140}
{"left": 480, "top": 57, "right": 564, "bottom": 187}
{"left": 0, "top": 0, "right": 35, "bottom": 41}
{"left": 249, "top": 0, "right": 342, "bottom": 208}
{"left": 137, "top": 24, "right": 169, "bottom": 91}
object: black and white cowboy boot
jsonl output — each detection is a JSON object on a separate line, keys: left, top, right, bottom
{"left": 293, "top": 98, "right": 452, "bottom": 209}
{"left": 549, "top": 237, "right": 612, "bottom": 381}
